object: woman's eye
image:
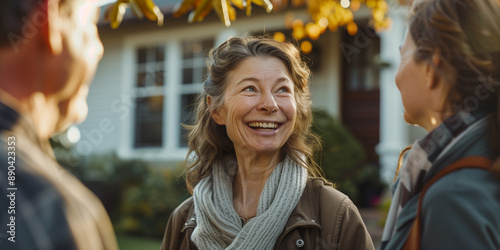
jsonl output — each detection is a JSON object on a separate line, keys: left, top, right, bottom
{"left": 244, "top": 86, "right": 256, "bottom": 92}
{"left": 278, "top": 87, "right": 288, "bottom": 93}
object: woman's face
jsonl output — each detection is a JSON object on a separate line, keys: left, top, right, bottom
{"left": 211, "top": 56, "right": 296, "bottom": 156}
{"left": 395, "top": 30, "right": 430, "bottom": 127}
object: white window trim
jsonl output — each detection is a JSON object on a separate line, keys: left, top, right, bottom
{"left": 118, "top": 29, "right": 228, "bottom": 161}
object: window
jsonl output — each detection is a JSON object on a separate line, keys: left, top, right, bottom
{"left": 342, "top": 27, "right": 381, "bottom": 91}
{"left": 179, "top": 39, "right": 214, "bottom": 147}
{"left": 134, "top": 46, "right": 165, "bottom": 148}
{"left": 181, "top": 39, "right": 213, "bottom": 85}
{"left": 131, "top": 38, "right": 213, "bottom": 152}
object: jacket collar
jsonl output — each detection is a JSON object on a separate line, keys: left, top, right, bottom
{"left": 0, "top": 101, "right": 20, "bottom": 131}
{"left": 0, "top": 101, "right": 55, "bottom": 157}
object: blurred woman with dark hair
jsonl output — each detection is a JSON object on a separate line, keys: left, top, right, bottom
{"left": 382, "top": 0, "right": 500, "bottom": 249}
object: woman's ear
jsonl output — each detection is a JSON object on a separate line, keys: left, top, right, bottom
{"left": 207, "top": 96, "right": 225, "bottom": 125}
{"left": 426, "top": 52, "right": 452, "bottom": 113}
{"left": 41, "top": 0, "right": 63, "bottom": 55}
{"left": 425, "top": 53, "right": 442, "bottom": 90}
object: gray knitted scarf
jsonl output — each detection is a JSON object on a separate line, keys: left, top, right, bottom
{"left": 191, "top": 155, "right": 307, "bottom": 249}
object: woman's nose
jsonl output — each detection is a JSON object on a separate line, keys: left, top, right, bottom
{"left": 257, "top": 92, "right": 278, "bottom": 113}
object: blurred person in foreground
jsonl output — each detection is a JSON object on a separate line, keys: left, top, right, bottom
{"left": 160, "top": 36, "right": 374, "bottom": 249}
{"left": 0, "top": 0, "right": 118, "bottom": 249}
{"left": 382, "top": 0, "right": 500, "bottom": 249}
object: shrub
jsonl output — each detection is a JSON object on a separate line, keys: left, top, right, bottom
{"left": 312, "top": 110, "right": 384, "bottom": 206}
{"left": 114, "top": 166, "right": 189, "bottom": 237}
{"left": 52, "top": 150, "right": 190, "bottom": 239}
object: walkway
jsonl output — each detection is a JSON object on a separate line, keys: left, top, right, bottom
{"left": 359, "top": 208, "right": 384, "bottom": 249}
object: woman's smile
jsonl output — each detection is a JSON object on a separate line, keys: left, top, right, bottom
{"left": 247, "top": 121, "right": 280, "bottom": 130}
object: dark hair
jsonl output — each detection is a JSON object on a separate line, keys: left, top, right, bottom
{"left": 408, "top": 0, "right": 500, "bottom": 174}
{"left": 185, "top": 36, "right": 324, "bottom": 189}
{"left": 409, "top": 0, "right": 500, "bottom": 110}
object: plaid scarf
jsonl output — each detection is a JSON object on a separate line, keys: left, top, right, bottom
{"left": 381, "top": 111, "right": 490, "bottom": 247}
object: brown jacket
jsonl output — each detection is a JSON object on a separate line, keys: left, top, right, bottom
{"left": 161, "top": 178, "right": 374, "bottom": 250}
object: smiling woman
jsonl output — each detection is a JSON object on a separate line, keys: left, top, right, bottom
{"left": 160, "top": 36, "right": 374, "bottom": 250}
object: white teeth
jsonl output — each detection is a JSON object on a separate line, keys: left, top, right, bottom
{"left": 248, "top": 122, "right": 279, "bottom": 129}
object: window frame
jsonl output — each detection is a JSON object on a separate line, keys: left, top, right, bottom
{"left": 119, "top": 32, "right": 215, "bottom": 161}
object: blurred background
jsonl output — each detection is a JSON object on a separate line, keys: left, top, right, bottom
{"left": 51, "top": 0, "right": 427, "bottom": 249}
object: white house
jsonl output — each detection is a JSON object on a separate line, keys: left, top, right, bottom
{"left": 69, "top": 0, "right": 426, "bottom": 184}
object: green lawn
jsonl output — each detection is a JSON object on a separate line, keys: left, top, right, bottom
{"left": 116, "top": 234, "right": 162, "bottom": 250}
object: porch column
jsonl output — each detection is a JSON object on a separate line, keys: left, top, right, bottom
{"left": 376, "top": 7, "right": 409, "bottom": 184}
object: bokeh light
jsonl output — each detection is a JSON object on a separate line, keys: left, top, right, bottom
{"left": 341, "top": 0, "right": 350, "bottom": 8}
{"left": 300, "top": 40, "right": 313, "bottom": 54}
{"left": 273, "top": 32, "right": 286, "bottom": 42}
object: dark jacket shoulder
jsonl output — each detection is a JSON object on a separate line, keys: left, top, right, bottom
{"left": 161, "top": 197, "right": 195, "bottom": 250}
{"left": 419, "top": 168, "right": 500, "bottom": 249}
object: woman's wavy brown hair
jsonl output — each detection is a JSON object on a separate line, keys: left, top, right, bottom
{"left": 184, "top": 36, "right": 323, "bottom": 190}
{"left": 408, "top": 0, "right": 500, "bottom": 176}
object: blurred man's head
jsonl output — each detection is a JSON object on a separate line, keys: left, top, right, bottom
{"left": 0, "top": 0, "right": 103, "bottom": 138}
